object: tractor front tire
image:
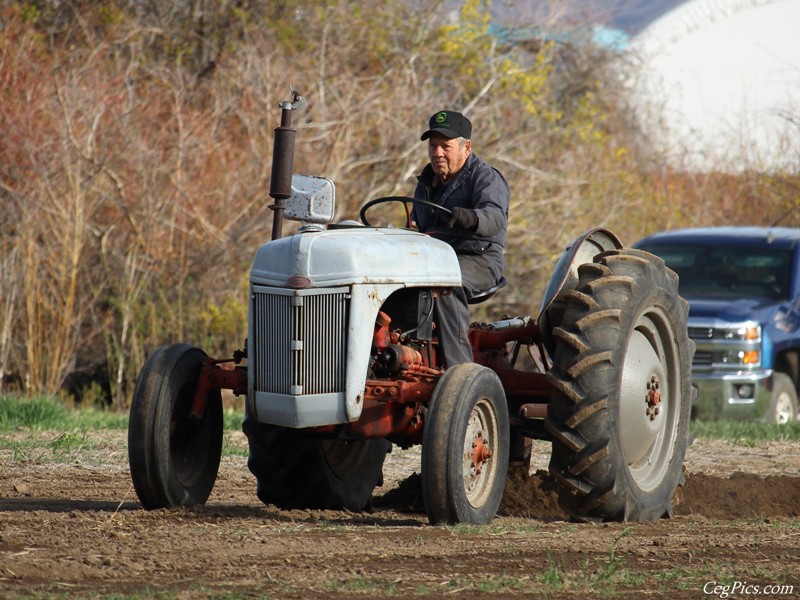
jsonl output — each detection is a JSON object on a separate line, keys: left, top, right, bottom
{"left": 421, "top": 363, "right": 510, "bottom": 525}
{"left": 545, "top": 249, "right": 693, "bottom": 522}
{"left": 243, "top": 414, "right": 390, "bottom": 511}
{"left": 128, "top": 344, "right": 223, "bottom": 509}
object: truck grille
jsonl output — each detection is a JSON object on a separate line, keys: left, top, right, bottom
{"left": 687, "top": 326, "right": 714, "bottom": 339}
{"left": 692, "top": 351, "right": 713, "bottom": 367}
{"left": 687, "top": 320, "right": 761, "bottom": 370}
{"left": 251, "top": 286, "right": 349, "bottom": 395}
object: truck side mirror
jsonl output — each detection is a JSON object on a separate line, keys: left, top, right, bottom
{"left": 284, "top": 174, "right": 335, "bottom": 230}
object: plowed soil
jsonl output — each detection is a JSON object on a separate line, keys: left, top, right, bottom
{"left": 2, "top": 432, "right": 800, "bottom": 599}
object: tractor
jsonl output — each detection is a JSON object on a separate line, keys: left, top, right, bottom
{"left": 127, "top": 91, "right": 694, "bottom": 525}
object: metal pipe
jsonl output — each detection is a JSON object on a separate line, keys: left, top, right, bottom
{"left": 269, "top": 89, "right": 307, "bottom": 241}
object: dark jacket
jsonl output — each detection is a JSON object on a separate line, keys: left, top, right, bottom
{"left": 412, "top": 153, "right": 510, "bottom": 258}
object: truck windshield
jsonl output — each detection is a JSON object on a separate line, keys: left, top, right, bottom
{"left": 639, "top": 244, "right": 792, "bottom": 300}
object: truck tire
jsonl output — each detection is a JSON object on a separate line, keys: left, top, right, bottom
{"left": 767, "top": 372, "right": 798, "bottom": 424}
{"left": 243, "top": 414, "right": 390, "bottom": 512}
{"left": 545, "top": 249, "right": 693, "bottom": 522}
{"left": 128, "top": 344, "right": 223, "bottom": 509}
{"left": 421, "top": 363, "right": 510, "bottom": 525}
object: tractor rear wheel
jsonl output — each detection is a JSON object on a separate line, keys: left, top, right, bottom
{"left": 421, "top": 363, "right": 510, "bottom": 525}
{"left": 243, "top": 414, "right": 390, "bottom": 511}
{"left": 545, "top": 249, "right": 693, "bottom": 522}
{"left": 128, "top": 344, "right": 223, "bottom": 509}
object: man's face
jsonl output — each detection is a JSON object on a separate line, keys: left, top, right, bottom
{"left": 428, "top": 133, "right": 471, "bottom": 183}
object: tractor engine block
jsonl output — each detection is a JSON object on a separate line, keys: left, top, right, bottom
{"left": 372, "top": 343, "right": 424, "bottom": 376}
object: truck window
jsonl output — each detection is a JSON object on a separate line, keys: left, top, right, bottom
{"left": 639, "top": 244, "right": 792, "bottom": 300}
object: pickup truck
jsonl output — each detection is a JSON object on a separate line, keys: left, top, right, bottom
{"left": 635, "top": 226, "right": 800, "bottom": 424}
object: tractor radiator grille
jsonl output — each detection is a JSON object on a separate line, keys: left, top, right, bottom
{"left": 251, "top": 286, "right": 349, "bottom": 395}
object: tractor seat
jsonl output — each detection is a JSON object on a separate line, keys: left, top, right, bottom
{"left": 467, "top": 276, "right": 508, "bottom": 304}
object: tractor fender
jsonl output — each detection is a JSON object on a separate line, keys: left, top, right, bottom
{"left": 537, "top": 228, "right": 624, "bottom": 358}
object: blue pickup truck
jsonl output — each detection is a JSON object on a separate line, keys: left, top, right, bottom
{"left": 635, "top": 227, "right": 800, "bottom": 424}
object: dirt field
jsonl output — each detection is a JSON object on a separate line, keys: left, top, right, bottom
{"left": 2, "top": 431, "right": 800, "bottom": 599}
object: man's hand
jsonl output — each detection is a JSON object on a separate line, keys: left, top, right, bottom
{"left": 448, "top": 207, "right": 479, "bottom": 231}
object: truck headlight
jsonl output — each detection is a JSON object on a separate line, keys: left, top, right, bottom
{"left": 724, "top": 325, "right": 761, "bottom": 341}
{"left": 722, "top": 350, "right": 760, "bottom": 365}
{"left": 742, "top": 350, "right": 760, "bottom": 364}
{"left": 743, "top": 326, "right": 760, "bottom": 341}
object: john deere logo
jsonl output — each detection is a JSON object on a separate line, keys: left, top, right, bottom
{"left": 435, "top": 112, "right": 447, "bottom": 123}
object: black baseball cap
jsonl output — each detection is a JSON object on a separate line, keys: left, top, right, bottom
{"left": 420, "top": 110, "right": 472, "bottom": 141}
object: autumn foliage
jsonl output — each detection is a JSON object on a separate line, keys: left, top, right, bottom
{"left": 0, "top": 0, "right": 797, "bottom": 406}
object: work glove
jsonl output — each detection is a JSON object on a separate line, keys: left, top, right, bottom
{"left": 448, "top": 207, "right": 479, "bottom": 231}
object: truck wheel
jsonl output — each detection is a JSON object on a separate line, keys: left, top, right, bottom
{"left": 128, "top": 344, "right": 223, "bottom": 509}
{"left": 545, "top": 249, "right": 693, "bottom": 522}
{"left": 243, "top": 414, "right": 390, "bottom": 511}
{"left": 421, "top": 363, "right": 510, "bottom": 525}
{"left": 767, "top": 373, "right": 798, "bottom": 424}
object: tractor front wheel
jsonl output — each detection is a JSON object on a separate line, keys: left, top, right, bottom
{"left": 421, "top": 363, "right": 510, "bottom": 525}
{"left": 128, "top": 344, "right": 223, "bottom": 509}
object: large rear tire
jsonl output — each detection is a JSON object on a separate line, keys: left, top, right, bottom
{"left": 545, "top": 249, "right": 693, "bottom": 522}
{"left": 128, "top": 344, "right": 223, "bottom": 509}
{"left": 421, "top": 363, "right": 510, "bottom": 525}
{"left": 243, "top": 413, "right": 390, "bottom": 511}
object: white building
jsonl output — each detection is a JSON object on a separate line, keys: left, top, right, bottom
{"left": 629, "top": 0, "right": 800, "bottom": 172}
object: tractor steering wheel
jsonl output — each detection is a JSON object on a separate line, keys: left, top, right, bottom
{"left": 359, "top": 196, "right": 452, "bottom": 228}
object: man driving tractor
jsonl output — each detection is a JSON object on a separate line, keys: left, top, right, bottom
{"left": 412, "top": 110, "right": 511, "bottom": 367}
